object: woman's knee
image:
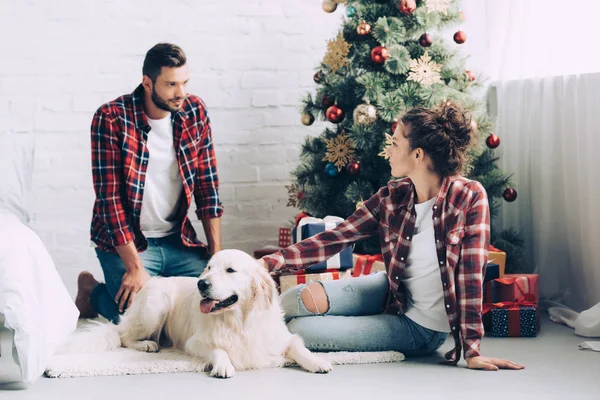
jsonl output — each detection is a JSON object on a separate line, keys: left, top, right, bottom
{"left": 299, "top": 282, "right": 329, "bottom": 314}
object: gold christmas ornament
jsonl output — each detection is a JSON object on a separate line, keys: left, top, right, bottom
{"left": 301, "top": 112, "right": 315, "bottom": 126}
{"left": 378, "top": 133, "right": 394, "bottom": 160}
{"left": 357, "top": 21, "right": 372, "bottom": 35}
{"left": 356, "top": 199, "right": 365, "bottom": 210}
{"left": 407, "top": 51, "right": 443, "bottom": 86}
{"left": 285, "top": 183, "right": 302, "bottom": 207}
{"left": 322, "top": 0, "right": 338, "bottom": 13}
{"left": 353, "top": 103, "right": 377, "bottom": 125}
{"left": 322, "top": 132, "right": 357, "bottom": 171}
{"left": 323, "top": 33, "right": 352, "bottom": 73}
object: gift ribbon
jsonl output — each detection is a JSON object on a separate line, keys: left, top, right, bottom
{"left": 352, "top": 254, "right": 384, "bottom": 277}
{"left": 482, "top": 294, "right": 537, "bottom": 337}
{"left": 296, "top": 271, "right": 340, "bottom": 285}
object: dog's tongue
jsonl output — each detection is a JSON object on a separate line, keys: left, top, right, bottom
{"left": 200, "top": 298, "right": 218, "bottom": 314}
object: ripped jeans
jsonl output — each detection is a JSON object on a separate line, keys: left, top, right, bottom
{"left": 279, "top": 271, "right": 448, "bottom": 356}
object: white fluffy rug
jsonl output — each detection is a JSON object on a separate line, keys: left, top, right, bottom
{"left": 45, "top": 348, "right": 404, "bottom": 378}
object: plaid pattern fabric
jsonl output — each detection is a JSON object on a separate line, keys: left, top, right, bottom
{"left": 90, "top": 85, "right": 223, "bottom": 253}
{"left": 263, "top": 176, "right": 490, "bottom": 364}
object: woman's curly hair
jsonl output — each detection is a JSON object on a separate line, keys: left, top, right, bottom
{"left": 400, "top": 101, "right": 475, "bottom": 177}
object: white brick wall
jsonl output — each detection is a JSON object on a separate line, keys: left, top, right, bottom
{"left": 0, "top": 0, "right": 486, "bottom": 298}
{"left": 0, "top": 0, "right": 340, "bottom": 297}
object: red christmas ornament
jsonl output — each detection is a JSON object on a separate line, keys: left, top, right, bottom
{"left": 313, "top": 71, "right": 324, "bottom": 84}
{"left": 419, "top": 33, "right": 433, "bottom": 47}
{"left": 486, "top": 134, "right": 500, "bottom": 149}
{"left": 503, "top": 188, "right": 517, "bottom": 202}
{"left": 391, "top": 122, "right": 398, "bottom": 134}
{"left": 346, "top": 161, "right": 360, "bottom": 176}
{"left": 326, "top": 105, "right": 345, "bottom": 123}
{"left": 294, "top": 211, "right": 310, "bottom": 226}
{"left": 398, "top": 0, "right": 417, "bottom": 15}
{"left": 453, "top": 30, "right": 467, "bottom": 44}
{"left": 322, "top": 95, "right": 334, "bottom": 108}
{"left": 371, "top": 46, "right": 389, "bottom": 64}
{"left": 466, "top": 70, "right": 476, "bottom": 82}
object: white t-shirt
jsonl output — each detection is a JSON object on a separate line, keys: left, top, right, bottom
{"left": 402, "top": 196, "right": 451, "bottom": 333}
{"left": 139, "top": 114, "right": 184, "bottom": 238}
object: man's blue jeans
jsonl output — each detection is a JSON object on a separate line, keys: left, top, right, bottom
{"left": 90, "top": 233, "right": 209, "bottom": 323}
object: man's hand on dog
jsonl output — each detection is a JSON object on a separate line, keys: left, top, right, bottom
{"left": 116, "top": 267, "right": 151, "bottom": 313}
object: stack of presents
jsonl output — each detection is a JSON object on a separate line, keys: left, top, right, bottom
{"left": 255, "top": 216, "right": 540, "bottom": 338}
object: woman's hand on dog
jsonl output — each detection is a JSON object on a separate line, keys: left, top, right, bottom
{"left": 116, "top": 267, "right": 151, "bottom": 313}
{"left": 466, "top": 355, "right": 525, "bottom": 371}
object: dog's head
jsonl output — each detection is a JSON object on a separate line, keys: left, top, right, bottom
{"left": 197, "top": 249, "right": 277, "bottom": 315}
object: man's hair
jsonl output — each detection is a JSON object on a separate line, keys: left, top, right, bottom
{"left": 142, "top": 43, "right": 187, "bottom": 83}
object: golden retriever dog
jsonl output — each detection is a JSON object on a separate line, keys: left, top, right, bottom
{"left": 61, "top": 249, "right": 332, "bottom": 378}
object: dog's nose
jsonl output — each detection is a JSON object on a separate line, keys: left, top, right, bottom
{"left": 197, "top": 279, "right": 210, "bottom": 292}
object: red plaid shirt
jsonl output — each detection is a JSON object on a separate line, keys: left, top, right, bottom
{"left": 90, "top": 85, "right": 223, "bottom": 253}
{"left": 263, "top": 175, "right": 490, "bottom": 365}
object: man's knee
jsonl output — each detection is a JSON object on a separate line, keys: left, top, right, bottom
{"left": 299, "top": 282, "right": 330, "bottom": 314}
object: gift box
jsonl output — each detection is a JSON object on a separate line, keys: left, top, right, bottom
{"left": 279, "top": 227, "right": 292, "bottom": 248}
{"left": 278, "top": 269, "right": 353, "bottom": 293}
{"left": 488, "top": 245, "right": 506, "bottom": 277}
{"left": 483, "top": 295, "right": 540, "bottom": 337}
{"left": 293, "top": 216, "right": 353, "bottom": 272}
{"left": 483, "top": 273, "right": 539, "bottom": 303}
{"left": 484, "top": 263, "right": 501, "bottom": 282}
{"left": 352, "top": 253, "right": 386, "bottom": 277}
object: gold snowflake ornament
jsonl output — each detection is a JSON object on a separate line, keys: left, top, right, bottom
{"left": 323, "top": 132, "right": 356, "bottom": 171}
{"left": 286, "top": 183, "right": 302, "bottom": 207}
{"left": 425, "top": 0, "right": 452, "bottom": 14}
{"left": 323, "top": 33, "right": 352, "bottom": 73}
{"left": 407, "top": 51, "right": 442, "bottom": 87}
{"left": 378, "top": 133, "right": 394, "bottom": 160}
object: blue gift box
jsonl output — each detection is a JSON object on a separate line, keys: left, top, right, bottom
{"left": 293, "top": 219, "right": 353, "bottom": 273}
{"left": 491, "top": 306, "right": 539, "bottom": 337}
{"left": 484, "top": 262, "right": 500, "bottom": 282}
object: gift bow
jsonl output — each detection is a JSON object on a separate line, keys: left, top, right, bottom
{"left": 352, "top": 254, "right": 384, "bottom": 277}
{"left": 482, "top": 293, "right": 537, "bottom": 315}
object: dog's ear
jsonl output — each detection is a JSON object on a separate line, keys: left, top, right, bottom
{"left": 251, "top": 261, "right": 278, "bottom": 310}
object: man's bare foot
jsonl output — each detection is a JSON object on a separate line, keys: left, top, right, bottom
{"left": 75, "top": 271, "right": 99, "bottom": 319}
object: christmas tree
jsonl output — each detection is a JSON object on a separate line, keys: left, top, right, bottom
{"left": 287, "top": 0, "right": 525, "bottom": 273}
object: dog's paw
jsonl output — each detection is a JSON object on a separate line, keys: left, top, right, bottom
{"left": 209, "top": 361, "right": 235, "bottom": 379}
{"left": 138, "top": 340, "right": 160, "bottom": 353}
{"left": 303, "top": 357, "right": 332, "bottom": 374}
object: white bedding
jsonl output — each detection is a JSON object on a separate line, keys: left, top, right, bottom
{"left": 0, "top": 211, "right": 79, "bottom": 383}
{"left": 0, "top": 132, "right": 78, "bottom": 384}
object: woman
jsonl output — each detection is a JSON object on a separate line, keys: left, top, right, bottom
{"left": 260, "top": 102, "right": 524, "bottom": 371}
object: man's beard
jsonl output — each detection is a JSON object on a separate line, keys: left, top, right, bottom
{"left": 151, "top": 85, "right": 183, "bottom": 113}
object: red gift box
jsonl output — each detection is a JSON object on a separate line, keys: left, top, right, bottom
{"left": 484, "top": 273, "right": 539, "bottom": 303}
{"left": 278, "top": 227, "right": 292, "bottom": 248}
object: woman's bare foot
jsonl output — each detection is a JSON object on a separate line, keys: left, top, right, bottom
{"left": 75, "top": 271, "right": 99, "bottom": 319}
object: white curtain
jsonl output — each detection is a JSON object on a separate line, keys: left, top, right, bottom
{"left": 492, "top": 73, "right": 600, "bottom": 312}
{"left": 483, "top": 0, "right": 600, "bottom": 81}
{"left": 482, "top": 0, "right": 600, "bottom": 313}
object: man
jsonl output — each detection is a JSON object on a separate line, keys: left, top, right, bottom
{"left": 76, "top": 43, "right": 223, "bottom": 323}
